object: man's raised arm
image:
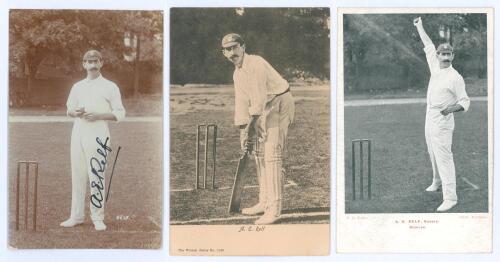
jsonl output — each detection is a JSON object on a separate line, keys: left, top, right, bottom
{"left": 414, "top": 17, "right": 433, "bottom": 47}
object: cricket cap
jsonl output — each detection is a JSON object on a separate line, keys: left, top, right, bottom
{"left": 221, "top": 33, "right": 245, "bottom": 48}
{"left": 83, "top": 50, "right": 102, "bottom": 61}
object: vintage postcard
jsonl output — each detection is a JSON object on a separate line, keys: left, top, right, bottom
{"left": 169, "top": 7, "right": 331, "bottom": 255}
{"left": 8, "top": 9, "right": 163, "bottom": 248}
{"left": 337, "top": 7, "right": 493, "bottom": 252}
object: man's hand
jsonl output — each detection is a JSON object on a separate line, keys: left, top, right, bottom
{"left": 244, "top": 123, "right": 256, "bottom": 138}
{"left": 69, "top": 107, "right": 86, "bottom": 118}
{"left": 440, "top": 108, "right": 452, "bottom": 116}
{"left": 441, "top": 104, "right": 464, "bottom": 116}
{"left": 75, "top": 107, "right": 86, "bottom": 117}
{"left": 414, "top": 16, "right": 433, "bottom": 47}
{"left": 83, "top": 112, "right": 117, "bottom": 122}
{"left": 239, "top": 129, "right": 253, "bottom": 152}
{"left": 83, "top": 112, "right": 101, "bottom": 122}
{"left": 245, "top": 117, "right": 265, "bottom": 139}
{"left": 413, "top": 17, "right": 422, "bottom": 27}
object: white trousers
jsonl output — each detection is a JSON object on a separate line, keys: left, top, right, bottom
{"left": 254, "top": 92, "right": 295, "bottom": 214}
{"left": 69, "top": 119, "right": 111, "bottom": 222}
{"left": 424, "top": 109, "right": 457, "bottom": 201}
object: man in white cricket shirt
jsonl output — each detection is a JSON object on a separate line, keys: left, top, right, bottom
{"left": 222, "top": 33, "right": 295, "bottom": 224}
{"left": 61, "top": 50, "right": 126, "bottom": 230}
{"left": 414, "top": 18, "right": 470, "bottom": 212}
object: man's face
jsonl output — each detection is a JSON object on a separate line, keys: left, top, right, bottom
{"left": 82, "top": 58, "right": 103, "bottom": 73}
{"left": 222, "top": 43, "right": 245, "bottom": 67}
{"left": 437, "top": 51, "right": 454, "bottom": 68}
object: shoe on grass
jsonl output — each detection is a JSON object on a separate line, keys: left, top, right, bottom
{"left": 425, "top": 183, "right": 441, "bottom": 192}
{"left": 60, "top": 218, "right": 83, "bottom": 228}
{"left": 437, "top": 200, "right": 457, "bottom": 212}
{"left": 242, "top": 203, "right": 265, "bottom": 215}
{"left": 93, "top": 221, "right": 107, "bottom": 231}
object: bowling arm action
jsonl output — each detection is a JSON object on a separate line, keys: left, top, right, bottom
{"left": 414, "top": 17, "right": 433, "bottom": 47}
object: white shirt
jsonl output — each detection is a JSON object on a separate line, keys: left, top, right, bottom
{"left": 424, "top": 45, "right": 470, "bottom": 112}
{"left": 66, "top": 74, "right": 126, "bottom": 121}
{"left": 233, "top": 54, "right": 289, "bottom": 125}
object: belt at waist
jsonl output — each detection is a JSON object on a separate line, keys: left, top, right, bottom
{"left": 275, "top": 88, "right": 290, "bottom": 97}
{"left": 267, "top": 88, "right": 291, "bottom": 104}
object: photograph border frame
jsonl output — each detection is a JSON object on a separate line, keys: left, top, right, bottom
{"left": 336, "top": 7, "right": 494, "bottom": 253}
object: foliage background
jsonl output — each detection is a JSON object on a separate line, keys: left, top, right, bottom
{"left": 170, "top": 8, "right": 330, "bottom": 85}
{"left": 9, "top": 9, "right": 163, "bottom": 104}
{"left": 343, "top": 13, "right": 487, "bottom": 93}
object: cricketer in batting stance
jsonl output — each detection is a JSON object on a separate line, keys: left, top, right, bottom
{"left": 61, "top": 50, "right": 126, "bottom": 230}
{"left": 414, "top": 18, "right": 470, "bottom": 212}
{"left": 222, "top": 33, "right": 295, "bottom": 224}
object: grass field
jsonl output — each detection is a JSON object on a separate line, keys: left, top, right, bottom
{"left": 345, "top": 77, "right": 487, "bottom": 100}
{"left": 169, "top": 85, "right": 330, "bottom": 224}
{"left": 344, "top": 101, "right": 489, "bottom": 213}
{"left": 8, "top": 121, "right": 163, "bottom": 248}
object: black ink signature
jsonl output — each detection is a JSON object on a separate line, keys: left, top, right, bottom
{"left": 90, "top": 137, "right": 112, "bottom": 208}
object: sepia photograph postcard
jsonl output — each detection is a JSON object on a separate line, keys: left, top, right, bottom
{"left": 169, "top": 7, "right": 331, "bottom": 255}
{"left": 8, "top": 9, "right": 163, "bottom": 249}
{"left": 337, "top": 7, "right": 493, "bottom": 252}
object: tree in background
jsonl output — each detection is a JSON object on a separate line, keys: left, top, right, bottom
{"left": 170, "top": 8, "right": 330, "bottom": 85}
{"left": 9, "top": 10, "right": 163, "bottom": 97}
{"left": 343, "top": 13, "right": 487, "bottom": 93}
{"left": 10, "top": 10, "right": 86, "bottom": 93}
{"left": 121, "top": 11, "right": 163, "bottom": 97}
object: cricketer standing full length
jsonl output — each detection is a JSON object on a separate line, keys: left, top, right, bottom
{"left": 222, "top": 33, "right": 295, "bottom": 225}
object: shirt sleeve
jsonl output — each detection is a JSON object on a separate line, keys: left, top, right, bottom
{"left": 234, "top": 86, "right": 249, "bottom": 126}
{"left": 264, "top": 58, "right": 289, "bottom": 92}
{"left": 247, "top": 57, "right": 268, "bottom": 116}
{"left": 109, "top": 84, "right": 126, "bottom": 121}
{"left": 66, "top": 84, "right": 78, "bottom": 117}
{"left": 423, "top": 44, "right": 439, "bottom": 74}
{"left": 454, "top": 75, "right": 470, "bottom": 112}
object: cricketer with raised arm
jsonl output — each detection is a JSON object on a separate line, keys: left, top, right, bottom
{"left": 414, "top": 17, "right": 470, "bottom": 212}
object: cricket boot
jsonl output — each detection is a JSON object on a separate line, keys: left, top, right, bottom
{"left": 60, "top": 218, "right": 84, "bottom": 227}
{"left": 93, "top": 220, "right": 107, "bottom": 231}
{"left": 255, "top": 201, "right": 281, "bottom": 225}
{"left": 425, "top": 182, "right": 442, "bottom": 192}
{"left": 437, "top": 200, "right": 457, "bottom": 212}
{"left": 242, "top": 203, "right": 266, "bottom": 215}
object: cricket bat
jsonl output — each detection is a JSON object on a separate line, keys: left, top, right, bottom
{"left": 228, "top": 142, "right": 253, "bottom": 213}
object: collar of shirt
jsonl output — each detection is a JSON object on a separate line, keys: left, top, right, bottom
{"left": 85, "top": 74, "right": 103, "bottom": 82}
{"left": 235, "top": 53, "right": 250, "bottom": 72}
{"left": 438, "top": 65, "right": 453, "bottom": 73}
